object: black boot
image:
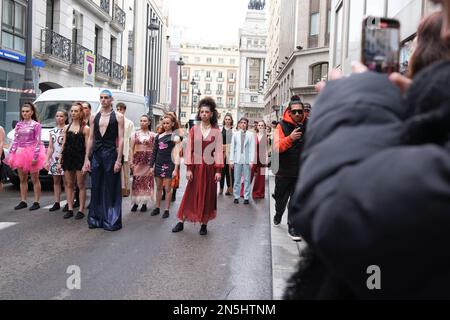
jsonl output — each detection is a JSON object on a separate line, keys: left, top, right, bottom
{"left": 140, "top": 204, "right": 148, "bottom": 212}
{"left": 151, "top": 208, "right": 160, "bottom": 216}
{"left": 199, "top": 224, "right": 208, "bottom": 236}
{"left": 131, "top": 204, "right": 138, "bottom": 212}
{"left": 172, "top": 222, "right": 184, "bottom": 233}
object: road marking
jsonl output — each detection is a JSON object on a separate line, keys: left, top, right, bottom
{"left": 0, "top": 222, "right": 18, "bottom": 231}
{"left": 44, "top": 200, "right": 67, "bottom": 210}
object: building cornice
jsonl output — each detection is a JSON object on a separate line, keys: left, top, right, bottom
{"left": 276, "top": 47, "right": 329, "bottom": 80}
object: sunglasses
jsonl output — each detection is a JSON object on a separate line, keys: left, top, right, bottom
{"left": 291, "top": 110, "right": 304, "bottom": 115}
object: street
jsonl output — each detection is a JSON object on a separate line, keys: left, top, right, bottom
{"left": 0, "top": 168, "right": 272, "bottom": 300}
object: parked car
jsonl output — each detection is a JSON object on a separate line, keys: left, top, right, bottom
{"left": 5, "top": 87, "right": 148, "bottom": 188}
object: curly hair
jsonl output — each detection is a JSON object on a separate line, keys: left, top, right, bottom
{"left": 196, "top": 97, "right": 219, "bottom": 127}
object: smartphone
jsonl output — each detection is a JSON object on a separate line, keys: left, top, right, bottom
{"left": 361, "top": 17, "right": 401, "bottom": 74}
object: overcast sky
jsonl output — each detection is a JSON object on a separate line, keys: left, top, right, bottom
{"left": 168, "top": 0, "right": 251, "bottom": 46}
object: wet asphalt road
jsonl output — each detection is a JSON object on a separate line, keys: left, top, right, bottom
{"left": 0, "top": 168, "right": 272, "bottom": 300}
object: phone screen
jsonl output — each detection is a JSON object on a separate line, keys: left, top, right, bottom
{"left": 362, "top": 17, "right": 401, "bottom": 74}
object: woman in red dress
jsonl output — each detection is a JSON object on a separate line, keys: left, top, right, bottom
{"left": 172, "top": 98, "right": 223, "bottom": 236}
{"left": 252, "top": 121, "right": 269, "bottom": 199}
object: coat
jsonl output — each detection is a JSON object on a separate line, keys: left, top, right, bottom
{"left": 229, "top": 130, "right": 256, "bottom": 165}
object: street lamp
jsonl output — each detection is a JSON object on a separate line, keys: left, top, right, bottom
{"left": 147, "top": 17, "right": 160, "bottom": 121}
{"left": 190, "top": 77, "right": 197, "bottom": 114}
{"left": 20, "top": 0, "right": 36, "bottom": 107}
{"left": 176, "top": 57, "right": 185, "bottom": 122}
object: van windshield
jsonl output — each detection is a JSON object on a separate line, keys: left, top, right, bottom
{"left": 35, "top": 101, "right": 99, "bottom": 128}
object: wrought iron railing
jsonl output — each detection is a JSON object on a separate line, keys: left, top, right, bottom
{"left": 112, "top": 62, "right": 125, "bottom": 81}
{"left": 72, "top": 44, "right": 93, "bottom": 66}
{"left": 96, "top": 54, "right": 111, "bottom": 76}
{"left": 100, "top": 0, "right": 110, "bottom": 14}
{"left": 113, "top": 4, "right": 126, "bottom": 27}
{"left": 40, "top": 29, "right": 72, "bottom": 63}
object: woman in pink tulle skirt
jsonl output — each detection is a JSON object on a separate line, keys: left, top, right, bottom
{"left": 4, "top": 103, "right": 46, "bottom": 211}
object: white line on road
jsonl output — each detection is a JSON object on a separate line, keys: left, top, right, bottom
{"left": 0, "top": 222, "right": 18, "bottom": 231}
{"left": 44, "top": 200, "right": 67, "bottom": 210}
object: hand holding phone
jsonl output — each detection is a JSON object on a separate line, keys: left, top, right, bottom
{"left": 362, "top": 17, "right": 401, "bottom": 74}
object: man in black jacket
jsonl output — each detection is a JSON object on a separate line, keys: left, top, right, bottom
{"left": 286, "top": 0, "right": 450, "bottom": 297}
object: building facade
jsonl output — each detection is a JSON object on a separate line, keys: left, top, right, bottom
{"left": 178, "top": 43, "right": 240, "bottom": 126}
{"left": 330, "top": 0, "right": 440, "bottom": 75}
{"left": 0, "top": 0, "right": 129, "bottom": 132}
{"left": 131, "top": 0, "right": 170, "bottom": 123}
{"left": 238, "top": 1, "right": 267, "bottom": 125}
{"left": 263, "top": 0, "right": 331, "bottom": 122}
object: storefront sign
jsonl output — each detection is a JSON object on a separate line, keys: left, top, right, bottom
{"left": 0, "top": 49, "right": 45, "bottom": 68}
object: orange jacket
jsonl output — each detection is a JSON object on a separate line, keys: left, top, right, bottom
{"left": 274, "top": 108, "right": 304, "bottom": 154}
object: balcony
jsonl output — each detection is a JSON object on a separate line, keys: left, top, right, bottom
{"left": 227, "top": 104, "right": 235, "bottom": 108}
{"left": 217, "top": 77, "right": 224, "bottom": 82}
{"left": 228, "top": 77, "right": 236, "bottom": 83}
{"left": 181, "top": 75, "right": 189, "bottom": 81}
{"left": 227, "top": 91, "right": 236, "bottom": 96}
{"left": 111, "top": 3, "right": 126, "bottom": 32}
{"left": 39, "top": 29, "right": 72, "bottom": 68}
{"left": 216, "top": 90, "right": 224, "bottom": 95}
{"left": 96, "top": 54, "right": 111, "bottom": 82}
{"left": 205, "top": 77, "right": 212, "bottom": 82}
{"left": 111, "top": 62, "right": 125, "bottom": 84}
{"left": 193, "top": 76, "right": 200, "bottom": 81}
{"left": 181, "top": 88, "right": 188, "bottom": 94}
{"left": 70, "top": 43, "right": 93, "bottom": 74}
{"left": 205, "top": 90, "right": 212, "bottom": 95}
{"left": 74, "top": 0, "right": 111, "bottom": 22}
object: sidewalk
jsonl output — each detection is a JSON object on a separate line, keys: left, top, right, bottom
{"left": 268, "top": 174, "right": 306, "bottom": 300}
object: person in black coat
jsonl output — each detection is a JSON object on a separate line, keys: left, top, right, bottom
{"left": 284, "top": 8, "right": 450, "bottom": 298}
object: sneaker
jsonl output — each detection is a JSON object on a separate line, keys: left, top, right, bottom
{"left": 131, "top": 204, "right": 138, "bottom": 212}
{"left": 14, "top": 201, "right": 28, "bottom": 210}
{"left": 288, "top": 225, "right": 302, "bottom": 242}
{"left": 234, "top": 199, "right": 239, "bottom": 204}
{"left": 140, "top": 204, "right": 148, "bottom": 212}
{"left": 64, "top": 211, "right": 74, "bottom": 219}
{"left": 73, "top": 200, "right": 80, "bottom": 209}
{"left": 199, "top": 224, "right": 208, "bottom": 236}
{"left": 273, "top": 214, "right": 282, "bottom": 226}
{"left": 151, "top": 208, "right": 160, "bottom": 216}
{"left": 49, "top": 202, "right": 61, "bottom": 212}
{"left": 29, "top": 202, "right": 40, "bottom": 211}
{"left": 244, "top": 200, "right": 250, "bottom": 205}
{"left": 162, "top": 210, "right": 170, "bottom": 219}
{"left": 172, "top": 222, "right": 184, "bottom": 233}
{"left": 75, "top": 212, "right": 85, "bottom": 220}
{"left": 62, "top": 203, "right": 69, "bottom": 212}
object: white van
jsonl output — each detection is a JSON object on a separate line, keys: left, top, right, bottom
{"left": 5, "top": 87, "right": 148, "bottom": 187}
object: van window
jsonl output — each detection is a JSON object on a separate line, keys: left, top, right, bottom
{"left": 36, "top": 101, "right": 99, "bottom": 128}
{"left": 114, "top": 101, "right": 146, "bottom": 129}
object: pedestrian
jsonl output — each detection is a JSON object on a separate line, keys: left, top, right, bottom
{"left": 219, "top": 113, "right": 234, "bottom": 196}
{"left": 252, "top": 121, "right": 269, "bottom": 199}
{"left": 0, "top": 125, "right": 5, "bottom": 192}
{"left": 149, "top": 113, "right": 181, "bottom": 219}
{"left": 166, "top": 112, "right": 183, "bottom": 203}
{"left": 44, "top": 110, "right": 68, "bottom": 212}
{"left": 82, "top": 102, "right": 92, "bottom": 126}
{"left": 230, "top": 117, "right": 255, "bottom": 205}
{"left": 129, "top": 115, "right": 156, "bottom": 213}
{"left": 116, "top": 102, "right": 134, "bottom": 197}
{"left": 272, "top": 95, "right": 306, "bottom": 241}
{"left": 82, "top": 101, "right": 92, "bottom": 209}
{"left": 4, "top": 103, "right": 46, "bottom": 211}
{"left": 172, "top": 97, "right": 223, "bottom": 236}
{"left": 60, "top": 103, "right": 89, "bottom": 220}
{"left": 83, "top": 89, "right": 125, "bottom": 232}
{"left": 285, "top": 0, "right": 450, "bottom": 299}
{"left": 303, "top": 103, "right": 312, "bottom": 120}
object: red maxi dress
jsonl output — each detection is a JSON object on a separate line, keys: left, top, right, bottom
{"left": 177, "top": 125, "right": 224, "bottom": 224}
{"left": 252, "top": 134, "right": 268, "bottom": 199}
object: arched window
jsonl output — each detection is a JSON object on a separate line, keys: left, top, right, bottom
{"left": 310, "top": 62, "right": 329, "bottom": 85}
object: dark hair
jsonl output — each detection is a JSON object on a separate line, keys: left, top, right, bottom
{"left": 409, "top": 12, "right": 450, "bottom": 78}
{"left": 255, "top": 120, "right": 267, "bottom": 133}
{"left": 222, "top": 113, "right": 234, "bottom": 127}
{"left": 116, "top": 102, "right": 127, "bottom": 110}
{"left": 288, "top": 95, "right": 304, "bottom": 109}
{"left": 82, "top": 102, "right": 92, "bottom": 110}
{"left": 304, "top": 103, "right": 312, "bottom": 111}
{"left": 56, "top": 109, "right": 69, "bottom": 125}
{"left": 140, "top": 114, "right": 152, "bottom": 131}
{"left": 70, "top": 102, "right": 85, "bottom": 124}
{"left": 20, "top": 102, "right": 38, "bottom": 122}
{"left": 196, "top": 97, "right": 219, "bottom": 127}
{"left": 162, "top": 113, "right": 181, "bottom": 132}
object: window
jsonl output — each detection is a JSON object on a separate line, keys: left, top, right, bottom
{"left": 1, "top": 0, "right": 26, "bottom": 51}
{"left": 229, "top": 72, "right": 235, "bottom": 80}
{"left": 219, "top": 58, "right": 224, "bottom": 64}
{"left": 205, "top": 83, "right": 211, "bottom": 92}
{"left": 325, "top": 0, "right": 331, "bottom": 45}
{"left": 308, "top": 0, "right": 320, "bottom": 48}
{"left": 218, "top": 71, "right": 223, "bottom": 79}
{"left": 193, "top": 95, "right": 199, "bottom": 104}
{"left": 251, "top": 96, "right": 258, "bottom": 103}
{"left": 194, "top": 70, "right": 200, "bottom": 80}
{"left": 46, "top": 0, "right": 54, "bottom": 31}
{"left": 217, "top": 97, "right": 223, "bottom": 104}
{"left": 181, "top": 112, "right": 186, "bottom": 118}
{"left": 182, "top": 95, "right": 188, "bottom": 105}
{"left": 182, "top": 68, "right": 189, "bottom": 79}
{"left": 347, "top": 0, "right": 365, "bottom": 59}
{"left": 230, "top": 59, "right": 236, "bottom": 64}
{"left": 217, "top": 84, "right": 223, "bottom": 92}
{"left": 206, "top": 57, "right": 212, "bottom": 63}
{"left": 228, "top": 97, "right": 234, "bottom": 106}
{"left": 206, "top": 71, "right": 211, "bottom": 79}
{"left": 311, "top": 63, "right": 329, "bottom": 85}
{"left": 228, "top": 84, "right": 234, "bottom": 93}
{"left": 333, "top": 3, "right": 343, "bottom": 67}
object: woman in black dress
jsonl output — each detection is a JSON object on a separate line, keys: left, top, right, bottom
{"left": 60, "top": 103, "right": 90, "bottom": 220}
{"left": 149, "top": 113, "right": 181, "bottom": 219}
